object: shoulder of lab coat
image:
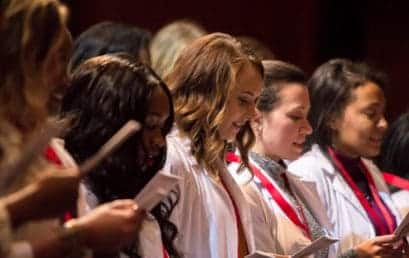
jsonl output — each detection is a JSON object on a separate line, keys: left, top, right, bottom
{"left": 229, "top": 158, "right": 314, "bottom": 256}
{"left": 163, "top": 129, "right": 257, "bottom": 257}
{"left": 288, "top": 144, "right": 401, "bottom": 255}
{"left": 391, "top": 190, "right": 409, "bottom": 218}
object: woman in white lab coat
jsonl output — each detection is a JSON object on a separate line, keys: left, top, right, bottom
{"left": 62, "top": 54, "right": 179, "bottom": 258}
{"left": 163, "top": 33, "right": 264, "bottom": 258}
{"left": 288, "top": 59, "right": 404, "bottom": 257}
{"left": 378, "top": 112, "right": 409, "bottom": 218}
{"left": 228, "top": 60, "right": 361, "bottom": 258}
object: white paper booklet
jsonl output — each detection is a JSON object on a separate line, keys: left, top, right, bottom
{"left": 292, "top": 236, "right": 338, "bottom": 258}
{"left": 134, "top": 172, "right": 182, "bottom": 211}
{"left": 246, "top": 235, "right": 338, "bottom": 258}
{"left": 245, "top": 251, "right": 281, "bottom": 258}
{"left": 394, "top": 211, "right": 409, "bottom": 240}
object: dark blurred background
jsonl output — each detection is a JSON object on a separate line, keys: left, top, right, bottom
{"left": 63, "top": 0, "right": 409, "bottom": 121}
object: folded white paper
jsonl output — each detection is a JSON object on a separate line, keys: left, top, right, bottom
{"left": 246, "top": 235, "right": 338, "bottom": 258}
{"left": 394, "top": 211, "right": 409, "bottom": 240}
{"left": 292, "top": 235, "right": 338, "bottom": 258}
{"left": 134, "top": 172, "right": 182, "bottom": 211}
{"left": 245, "top": 251, "right": 280, "bottom": 258}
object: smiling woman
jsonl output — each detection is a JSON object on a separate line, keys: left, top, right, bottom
{"left": 163, "top": 33, "right": 264, "bottom": 258}
{"left": 288, "top": 59, "right": 403, "bottom": 258}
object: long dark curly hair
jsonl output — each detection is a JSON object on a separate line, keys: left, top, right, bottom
{"left": 61, "top": 53, "right": 180, "bottom": 258}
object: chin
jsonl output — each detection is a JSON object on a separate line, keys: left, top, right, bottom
{"left": 361, "top": 149, "right": 380, "bottom": 158}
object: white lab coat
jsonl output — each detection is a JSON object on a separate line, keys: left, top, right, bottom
{"left": 287, "top": 144, "right": 401, "bottom": 256}
{"left": 391, "top": 190, "right": 409, "bottom": 218}
{"left": 228, "top": 158, "right": 314, "bottom": 257}
{"left": 78, "top": 183, "right": 167, "bottom": 258}
{"left": 162, "top": 129, "right": 256, "bottom": 258}
{"left": 77, "top": 164, "right": 168, "bottom": 258}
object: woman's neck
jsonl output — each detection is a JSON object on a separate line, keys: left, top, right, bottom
{"left": 330, "top": 143, "right": 360, "bottom": 159}
{"left": 252, "top": 141, "right": 280, "bottom": 163}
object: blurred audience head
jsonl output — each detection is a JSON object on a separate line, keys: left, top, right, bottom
{"left": 0, "top": 0, "right": 72, "bottom": 130}
{"left": 69, "top": 21, "right": 151, "bottom": 72}
{"left": 238, "top": 35, "right": 275, "bottom": 60}
{"left": 150, "top": 19, "right": 206, "bottom": 78}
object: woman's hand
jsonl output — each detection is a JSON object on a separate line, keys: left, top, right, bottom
{"left": 68, "top": 199, "right": 144, "bottom": 252}
{"left": 355, "top": 234, "right": 404, "bottom": 258}
{"left": 3, "top": 166, "right": 80, "bottom": 228}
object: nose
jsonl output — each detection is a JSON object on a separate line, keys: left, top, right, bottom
{"left": 378, "top": 115, "right": 388, "bottom": 132}
{"left": 302, "top": 119, "right": 313, "bottom": 136}
{"left": 152, "top": 129, "right": 166, "bottom": 149}
{"left": 245, "top": 102, "right": 257, "bottom": 121}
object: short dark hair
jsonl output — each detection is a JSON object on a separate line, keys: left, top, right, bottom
{"left": 69, "top": 21, "right": 151, "bottom": 71}
{"left": 257, "top": 60, "right": 306, "bottom": 113}
{"left": 378, "top": 112, "right": 409, "bottom": 180}
{"left": 307, "top": 58, "right": 387, "bottom": 150}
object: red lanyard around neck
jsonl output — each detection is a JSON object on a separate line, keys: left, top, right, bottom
{"left": 226, "top": 152, "right": 311, "bottom": 239}
{"left": 383, "top": 172, "right": 409, "bottom": 191}
{"left": 327, "top": 147, "right": 395, "bottom": 235}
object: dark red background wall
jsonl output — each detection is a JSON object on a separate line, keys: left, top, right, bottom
{"left": 64, "top": 0, "right": 409, "bottom": 121}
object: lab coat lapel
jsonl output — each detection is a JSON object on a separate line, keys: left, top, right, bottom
{"left": 218, "top": 160, "right": 256, "bottom": 253}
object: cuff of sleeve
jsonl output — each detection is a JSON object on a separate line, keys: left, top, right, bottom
{"left": 9, "top": 242, "right": 33, "bottom": 258}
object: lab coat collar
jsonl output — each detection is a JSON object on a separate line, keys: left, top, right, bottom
{"left": 310, "top": 145, "right": 382, "bottom": 224}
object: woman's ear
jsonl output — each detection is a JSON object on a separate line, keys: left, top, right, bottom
{"left": 250, "top": 110, "right": 263, "bottom": 135}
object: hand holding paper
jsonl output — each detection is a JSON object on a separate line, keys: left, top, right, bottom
{"left": 246, "top": 235, "right": 338, "bottom": 258}
{"left": 245, "top": 251, "right": 290, "bottom": 258}
{"left": 292, "top": 236, "right": 338, "bottom": 258}
{"left": 393, "top": 211, "right": 409, "bottom": 240}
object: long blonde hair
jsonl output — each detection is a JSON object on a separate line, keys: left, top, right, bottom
{"left": 166, "top": 33, "right": 263, "bottom": 176}
{"left": 0, "top": 0, "right": 68, "bottom": 133}
{"left": 0, "top": 0, "right": 68, "bottom": 191}
{"left": 150, "top": 19, "right": 206, "bottom": 78}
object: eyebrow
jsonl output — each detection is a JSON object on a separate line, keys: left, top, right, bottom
{"left": 364, "top": 102, "right": 384, "bottom": 108}
{"left": 239, "top": 91, "right": 255, "bottom": 97}
{"left": 289, "top": 104, "right": 309, "bottom": 111}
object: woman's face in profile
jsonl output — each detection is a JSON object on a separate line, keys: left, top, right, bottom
{"left": 139, "top": 87, "right": 170, "bottom": 169}
{"left": 331, "top": 82, "right": 388, "bottom": 158}
{"left": 218, "top": 62, "right": 263, "bottom": 141}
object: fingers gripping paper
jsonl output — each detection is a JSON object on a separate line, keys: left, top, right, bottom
{"left": 245, "top": 236, "right": 338, "bottom": 258}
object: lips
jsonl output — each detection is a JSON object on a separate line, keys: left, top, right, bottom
{"left": 369, "top": 137, "right": 382, "bottom": 146}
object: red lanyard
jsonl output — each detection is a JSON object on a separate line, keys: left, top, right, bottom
{"left": 327, "top": 147, "right": 395, "bottom": 234}
{"left": 383, "top": 172, "right": 409, "bottom": 191}
{"left": 226, "top": 152, "right": 311, "bottom": 239}
{"left": 44, "top": 146, "right": 63, "bottom": 165}
{"left": 219, "top": 174, "right": 247, "bottom": 258}
{"left": 162, "top": 246, "right": 169, "bottom": 258}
